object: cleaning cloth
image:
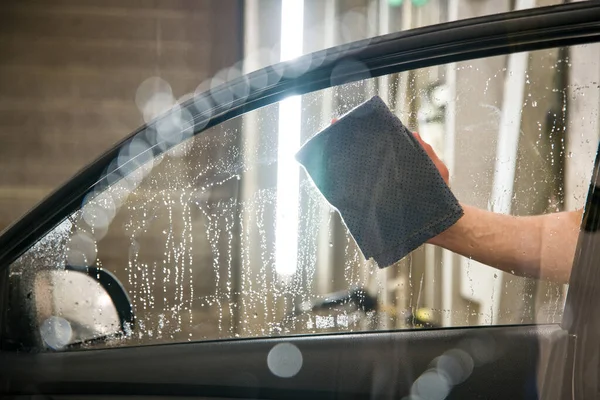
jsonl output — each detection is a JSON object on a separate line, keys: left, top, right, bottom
{"left": 295, "top": 95, "right": 463, "bottom": 268}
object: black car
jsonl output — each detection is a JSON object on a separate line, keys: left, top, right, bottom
{"left": 1, "top": 2, "right": 600, "bottom": 399}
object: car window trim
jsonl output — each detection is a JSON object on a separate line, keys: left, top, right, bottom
{"left": 0, "top": 1, "right": 599, "bottom": 269}
{"left": 0, "top": 324, "right": 559, "bottom": 398}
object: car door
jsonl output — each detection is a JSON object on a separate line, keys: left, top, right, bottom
{"left": 1, "top": 2, "right": 600, "bottom": 399}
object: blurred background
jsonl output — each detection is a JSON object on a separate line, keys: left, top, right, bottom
{"left": 3, "top": 0, "right": 600, "bottom": 349}
{"left": 0, "top": 0, "right": 242, "bottom": 231}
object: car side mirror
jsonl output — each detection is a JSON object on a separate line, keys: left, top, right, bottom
{"left": 5, "top": 265, "right": 134, "bottom": 351}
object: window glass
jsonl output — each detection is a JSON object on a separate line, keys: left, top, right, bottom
{"left": 7, "top": 44, "right": 599, "bottom": 351}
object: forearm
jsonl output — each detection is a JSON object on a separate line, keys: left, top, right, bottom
{"left": 430, "top": 204, "right": 582, "bottom": 284}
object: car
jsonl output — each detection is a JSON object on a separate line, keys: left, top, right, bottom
{"left": 1, "top": 2, "right": 600, "bottom": 399}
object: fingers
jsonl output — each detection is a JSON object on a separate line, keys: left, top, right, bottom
{"left": 413, "top": 131, "right": 430, "bottom": 150}
{"left": 413, "top": 131, "right": 423, "bottom": 144}
{"left": 412, "top": 131, "right": 449, "bottom": 181}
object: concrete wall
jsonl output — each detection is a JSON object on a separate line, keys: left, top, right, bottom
{"left": 0, "top": 0, "right": 243, "bottom": 232}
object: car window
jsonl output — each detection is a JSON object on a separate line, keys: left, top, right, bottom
{"left": 6, "top": 43, "right": 599, "bottom": 351}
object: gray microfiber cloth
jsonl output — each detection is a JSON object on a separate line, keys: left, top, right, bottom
{"left": 295, "top": 95, "right": 463, "bottom": 268}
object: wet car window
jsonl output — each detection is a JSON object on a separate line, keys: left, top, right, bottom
{"left": 6, "top": 43, "right": 599, "bottom": 351}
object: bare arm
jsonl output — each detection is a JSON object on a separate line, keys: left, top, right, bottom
{"left": 429, "top": 204, "right": 582, "bottom": 284}
{"left": 412, "top": 132, "right": 582, "bottom": 284}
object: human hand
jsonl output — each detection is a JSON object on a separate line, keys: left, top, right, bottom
{"left": 411, "top": 132, "right": 457, "bottom": 246}
{"left": 412, "top": 132, "right": 449, "bottom": 185}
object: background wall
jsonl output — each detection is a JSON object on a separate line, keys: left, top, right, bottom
{"left": 0, "top": 0, "right": 243, "bottom": 233}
